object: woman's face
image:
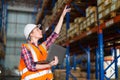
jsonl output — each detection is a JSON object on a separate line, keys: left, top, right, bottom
{"left": 30, "top": 27, "right": 43, "bottom": 40}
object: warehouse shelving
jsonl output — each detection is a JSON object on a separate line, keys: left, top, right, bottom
{"left": 62, "top": 14, "right": 120, "bottom": 46}
{"left": 36, "top": 0, "right": 120, "bottom": 80}
{"left": 63, "top": 2, "right": 120, "bottom": 80}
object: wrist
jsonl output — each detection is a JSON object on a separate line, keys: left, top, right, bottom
{"left": 48, "top": 63, "right": 52, "bottom": 67}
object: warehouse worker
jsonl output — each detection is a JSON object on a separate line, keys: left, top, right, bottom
{"left": 19, "top": 5, "right": 71, "bottom": 80}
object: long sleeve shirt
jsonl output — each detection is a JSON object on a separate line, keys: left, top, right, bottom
{"left": 21, "top": 32, "right": 59, "bottom": 71}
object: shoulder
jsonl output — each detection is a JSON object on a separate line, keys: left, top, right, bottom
{"left": 21, "top": 43, "right": 30, "bottom": 51}
{"left": 39, "top": 42, "right": 47, "bottom": 51}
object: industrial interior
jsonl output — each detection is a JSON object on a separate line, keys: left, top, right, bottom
{"left": 0, "top": 0, "right": 120, "bottom": 80}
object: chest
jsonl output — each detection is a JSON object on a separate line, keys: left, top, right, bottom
{"left": 28, "top": 45, "right": 48, "bottom": 62}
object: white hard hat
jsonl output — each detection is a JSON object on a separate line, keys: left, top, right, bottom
{"left": 24, "top": 24, "right": 41, "bottom": 39}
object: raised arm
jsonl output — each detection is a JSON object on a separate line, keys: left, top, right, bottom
{"left": 43, "top": 5, "right": 71, "bottom": 49}
{"left": 54, "top": 5, "right": 71, "bottom": 34}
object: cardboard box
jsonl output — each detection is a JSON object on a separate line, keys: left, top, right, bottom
{"left": 86, "top": 6, "right": 92, "bottom": 17}
{"left": 97, "top": 0, "right": 104, "bottom": 6}
{"left": 79, "top": 23, "right": 83, "bottom": 31}
{"left": 104, "top": 0, "right": 112, "bottom": 7}
{"left": 111, "top": 0, "right": 120, "bottom": 11}
{"left": 86, "top": 17, "right": 90, "bottom": 27}
{"left": 111, "top": 2, "right": 118, "bottom": 12}
{"left": 89, "top": 7, "right": 97, "bottom": 14}
{"left": 111, "top": 0, "right": 118, "bottom": 4}
{"left": 117, "top": 1, "right": 120, "bottom": 9}
{"left": 78, "top": 17, "right": 86, "bottom": 23}
{"left": 83, "top": 20, "right": 87, "bottom": 29}
{"left": 74, "top": 24, "right": 79, "bottom": 36}
{"left": 104, "top": 6, "right": 111, "bottom": 16}
{"left": 98, "top": 11, "right": 104, "bottom": 19}
{"left": 74, "top": 17, "right": 79, "bottom": 23}
{"left": 98, "top": 3, "right": 105, "bottom": 13}
{"left": 90, "top": 12, "right": 97, "bottom": 24}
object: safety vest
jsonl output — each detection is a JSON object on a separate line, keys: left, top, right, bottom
{"left": 19, "top": 43, "right": 53, "bottom": 80}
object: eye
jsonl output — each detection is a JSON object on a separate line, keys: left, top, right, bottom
{"left": 39, "top": 26, "right": 42, "bottom": 30}
{"left": 37, "top": 24, "right": 42, "bottom": 30}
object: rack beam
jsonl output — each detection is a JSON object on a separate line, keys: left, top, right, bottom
{"left": 62, "top": 14, "right": 120, "bottom": 46}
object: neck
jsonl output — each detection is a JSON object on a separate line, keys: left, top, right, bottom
{"left": 30, "top": 38, "right": 38, "bottom": 46}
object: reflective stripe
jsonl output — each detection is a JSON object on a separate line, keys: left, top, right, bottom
{"left": 24, "top": 70, "right": 52, "bottom": 80}
{"left": 41, "top": 43, "right": 47, "bottom": 51}
{"left": 27, "top": 44, "right": 38, "bottom": 62}
{"left": 20, "top": 68, "right": 28, "bottom": 75}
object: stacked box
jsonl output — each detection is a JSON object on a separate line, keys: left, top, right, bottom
{"left": 68, "top": 23, "right": 80, "bottom": 39}
{"left": 98, "top": 11, "right": 105, "bottom": 19}
{"left": 98, "top": 0, "right": 112, "bottom": 20}
{"left": 86, "top": 17, "right": 90, "bottom": 27}
{"left": 89, "top": 7, "right": 97, "bottom": 14}
{"left": 104, "top": 0, "right": 112, "bottom": 7}
{"left": 78, "top": 17, "right": 86, "bottom": 24}
{"left": 54, "top": 69, "right": 66, "bottom": 80}
{"left": 104, "top": 6, "right": 111, "bottom": 17}
{"left": 90, "top": 12, "right": 97, "bottom": 25}
{"left": 97, "top": 0, "right": 104, "bottom": 6}
{"left": 85, "top": 6, "right": 97, "bottom": 31}
{"left": 73, "top": 24, "right": 80, "bottom": 36}
{"left": 98, "top": 3, "right": 105, "bottom": 13}
{"left": 98, "top": 0, "right": 120, "bottom": 20}
{"left": 86, "top": 6, "right": 96, "bottom": 17}
{"left": 80, "top": 23, "right": 83, "bottom": 32}
{"left": 89, "top": 7, "right": 97, "bottom": 25}
{"left": 111, "top": 0, "right": 118, "bottom": 3}
{"left": 86, "top": 6, "right": 92, "bottom": 17}
{"left": 104, "top": 0, "right": 112, "bottom": 16}
{"left": 78, "top": 17, "right": 86, "bottom": 33}
{"left": 70, "top": 68, "right": 81, "bottom": 77}
{"left": 74, "top": 17, "right": 80, "bottom": 23}
{"left": 98, "top": 5, "right": 105, "bottom": 19}
{"left": 111, "top": 0, "right": 120, "bottom": 12}
{"left": 81, "top": 21, "right": 85, "bottom": 32}
{"left": 83, "top": 20, "right": 87, "bottom": 30}
{"left": 68, "top": 23, "right": 74, "bottom": 38}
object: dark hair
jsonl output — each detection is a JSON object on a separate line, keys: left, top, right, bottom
{"left": 27, "top": 36, "right": 31, "bottom": 41}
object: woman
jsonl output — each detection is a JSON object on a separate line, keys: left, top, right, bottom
{"left": 19, "top": 5, "right": 71, "bottom": 80}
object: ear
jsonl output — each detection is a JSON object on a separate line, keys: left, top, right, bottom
{"left": 29, "top": 32, "right": 33, "bottom": 38}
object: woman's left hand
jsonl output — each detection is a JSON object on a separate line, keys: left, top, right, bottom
{"left": 49, "top": 56, "right": 59, "bottom": 66}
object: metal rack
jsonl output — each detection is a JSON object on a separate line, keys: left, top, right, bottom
{"left": 64, "top": 1, "right": 120, "bottom": 80}
{"left": 35, "top": 0, "right": 120, "bottom": 80}
{"left": 65, "top": 12, "right": 120, "bottom": 80}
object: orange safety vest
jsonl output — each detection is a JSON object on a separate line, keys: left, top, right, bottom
{"left": 19, "top": 43, "right": 53, "bottom": 80}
